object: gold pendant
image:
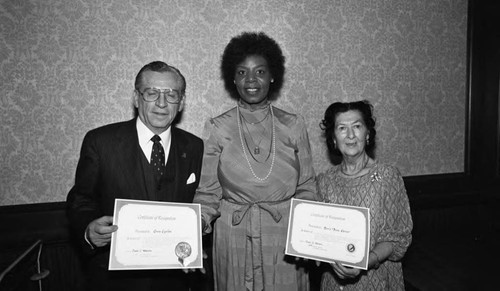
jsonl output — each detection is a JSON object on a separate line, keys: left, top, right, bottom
{"left": 254, "top": 147, "right": 260, "bottom": 155}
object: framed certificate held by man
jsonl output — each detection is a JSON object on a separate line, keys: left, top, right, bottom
{"left": 285, "top": 198, "right": 370, "bottom": 270}
{"left": 108, "top": 198, "right": 203, "bottom": 270}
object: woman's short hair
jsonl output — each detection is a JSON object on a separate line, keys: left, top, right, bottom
{"left": 320, "top": 100, "right": 377, "bottom": 162}
{"left": 221, "top": 31, "right": 285, "bottom": 100}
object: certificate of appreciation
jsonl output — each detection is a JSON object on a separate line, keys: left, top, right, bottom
{"left": 285, "top": 198, "right": 370, "bottom": 269}
{"left": 108, "top": 199, "right": 202, "bottom": 270}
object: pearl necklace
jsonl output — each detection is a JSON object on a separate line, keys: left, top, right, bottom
{"left": 237, "top": 105, "right": 276, "bottom": 182}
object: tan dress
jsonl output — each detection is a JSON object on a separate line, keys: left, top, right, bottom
{"left": 194, "top": 102, "right": 317, "bottom": 291}
{"left": 317, "top": 163, "right": 413, "bottom": 291}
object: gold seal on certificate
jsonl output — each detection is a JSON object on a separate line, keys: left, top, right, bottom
{"left": 285, "top": 198, "right": 370, "bottom": 270}
{"left": 175, "top": 242, "right": 192, "bottom": 266}
{"left": 108, "top": 199, "right": 203, "bottom": 270}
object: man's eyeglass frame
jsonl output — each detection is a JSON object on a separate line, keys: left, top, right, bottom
{"left": 138, "top": 87, "right": 182, "bottom": 104}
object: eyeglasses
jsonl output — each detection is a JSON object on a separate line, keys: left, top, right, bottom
{"left": 138, "top": 88, "right": 182, "bottom": 103}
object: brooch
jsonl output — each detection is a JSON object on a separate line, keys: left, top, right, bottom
{"left": 370, "top": 172, "right": 381, "bottom": 182}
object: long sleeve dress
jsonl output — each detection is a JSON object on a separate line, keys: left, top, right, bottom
{"left": 194, "top": 102, "right": 317, "bottom": 291}
{"left": 317, "top": 162, "right": 413, "bottom": 291}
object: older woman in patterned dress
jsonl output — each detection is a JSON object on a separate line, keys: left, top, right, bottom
{"left": 317, "top": 100, "right": 413, "bottom": 291}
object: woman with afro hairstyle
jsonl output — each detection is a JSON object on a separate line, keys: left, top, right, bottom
{"left": 194, "top": 32, "right": 317, "bottom": 290}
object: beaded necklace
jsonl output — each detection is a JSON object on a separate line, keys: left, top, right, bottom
{"left": 237, "top": 105, "right": 276, "bottom": 182}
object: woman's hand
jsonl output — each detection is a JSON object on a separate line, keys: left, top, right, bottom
{"left": 330, "top": 262, "right": 361, "bottom": 280}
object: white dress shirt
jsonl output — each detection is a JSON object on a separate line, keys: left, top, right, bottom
{"left": 136, "top": 118, "right": 172, "bottom": 165}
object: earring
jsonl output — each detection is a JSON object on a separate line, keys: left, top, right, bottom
{"left": 333, "top": 140, "right": 337, "bottom": 150}
{"left": 233, "top": 80, "right": 236, "bottom": 84}
{"left": 366, "top": 135, "right": 370, "bottom": 145}
{"left": 271, "top": 79, "right": 274, "bottom": 83}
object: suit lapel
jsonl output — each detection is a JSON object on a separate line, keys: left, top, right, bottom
{"left": 161, "top": 132, "right": 178, "bottom": 201}
{"left": 115, "top": 119, "right": 151, "bottom": 200}
{"left": 162, "top": 128, "right": 189, "bottom": 202}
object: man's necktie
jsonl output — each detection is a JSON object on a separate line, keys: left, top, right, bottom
{"left": 151, "top": 135, "right": 166, "bottom": 180}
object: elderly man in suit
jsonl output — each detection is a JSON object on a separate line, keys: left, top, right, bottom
{"left": 67, "top": 61, "right": 204, "bottom": 291}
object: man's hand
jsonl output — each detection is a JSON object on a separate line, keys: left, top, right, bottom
{"left": 183, "top": 250, "right": 209, "bottom": 274}
{"left": 86, "top": 216, "right": 118, "bottom": 248}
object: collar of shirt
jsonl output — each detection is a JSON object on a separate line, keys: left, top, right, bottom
{"left": 136, "top": 118, "right": 172, "bottom": 164}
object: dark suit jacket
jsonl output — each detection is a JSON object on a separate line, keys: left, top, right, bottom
{"left": 66, "top": 118, "right": 204, "bottom": 291}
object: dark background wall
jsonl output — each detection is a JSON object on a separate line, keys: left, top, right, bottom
{"left": 402, "top": 1, "right": 500, "bottom": 289}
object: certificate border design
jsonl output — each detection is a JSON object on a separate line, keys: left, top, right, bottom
{"left": 285, "top": 198, "right": 370, "bottom": 270}
{"left": 108, "top": 198, "right": 203, "bottom": 270}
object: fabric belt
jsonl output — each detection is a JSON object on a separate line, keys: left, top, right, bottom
{"left": 225, "top": 199, "right": 289, "bottom": 291}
